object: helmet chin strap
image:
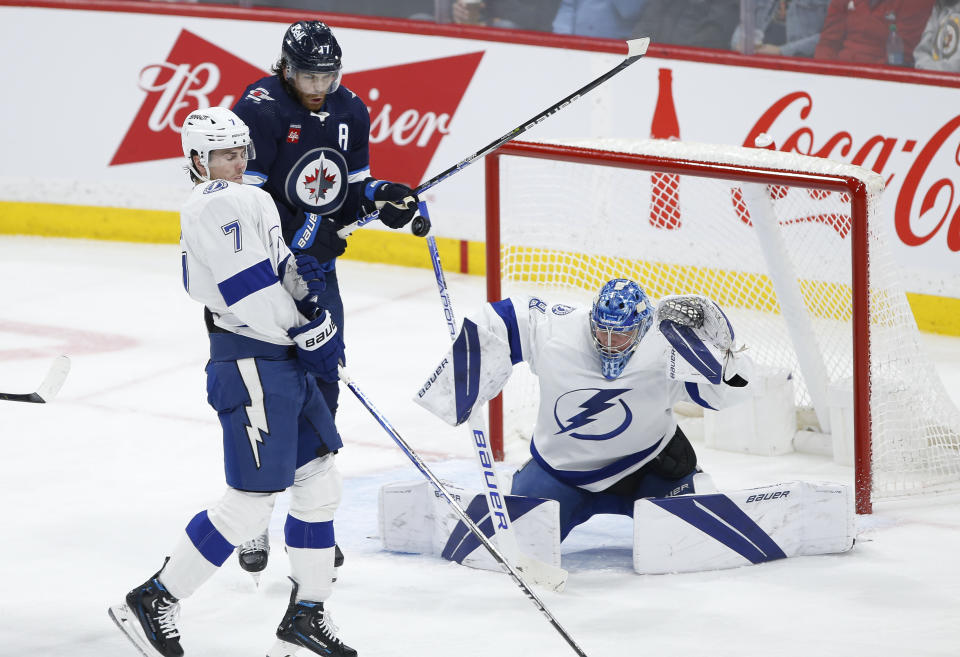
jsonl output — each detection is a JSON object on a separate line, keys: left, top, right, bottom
{"left": 188, "top": 154, "right": 210, "bottom": 182}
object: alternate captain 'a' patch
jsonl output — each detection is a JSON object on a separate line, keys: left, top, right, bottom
{"left": 284, "top": 147, "right": 349, "bottom": 215}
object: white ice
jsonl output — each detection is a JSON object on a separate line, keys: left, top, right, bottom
{"left": 1, "top": 236, "right": 958, "bottom": 657}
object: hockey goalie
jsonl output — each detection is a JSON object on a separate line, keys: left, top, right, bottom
{"left": 412, "top": 278, "right": 854, "bottom": 574}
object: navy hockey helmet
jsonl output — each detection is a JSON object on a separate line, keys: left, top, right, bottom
{"left": 590, "top": 279, "right": 653, "bottom": 380}
{"left": 281, "top": 21, "right": 342, "bottom": 93}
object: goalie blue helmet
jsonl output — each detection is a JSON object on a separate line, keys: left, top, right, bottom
{"left": 590, "top": 279, "right": 653, "bottom": 380}
{"left": 281, "top": 20, "right": 342, "bottom": 93}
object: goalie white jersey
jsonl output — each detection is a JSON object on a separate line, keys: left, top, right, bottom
{"left": 180, "top": 179, "right": 310, "bottom": 345}
{"left": 471, "top": 297, "right": 754, "bottom": 492}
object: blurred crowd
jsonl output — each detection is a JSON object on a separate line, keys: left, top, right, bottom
{"left": 165, "top": 0, "right": 960, "bottom": 72}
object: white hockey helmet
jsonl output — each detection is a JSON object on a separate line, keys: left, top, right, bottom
{"left": 181, "top": 107, "right": 254, "bottom": 181}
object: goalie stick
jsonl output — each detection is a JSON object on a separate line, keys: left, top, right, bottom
{"left": 0, "top": 356, "right": 71, "bottom": 403}
{"left": 420, "top": 201, "right": 568, "bottom": 591}
{"left": 339, "top": 37, "right": 651, "bottom": 239}
{"left": 339, "top": 366, "right": 589, "bottom": 657}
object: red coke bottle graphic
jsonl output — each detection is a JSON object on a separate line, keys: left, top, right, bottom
{"left": 650, "top": 68, "right": 681, "bottom": 229}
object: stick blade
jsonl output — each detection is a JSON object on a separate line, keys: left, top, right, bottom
{"left": 627, "top": 37, "right": 650, "bottom": 58}
{"left": 516, "top": 553, "right": 568, "bottom": 592}
{"left": 36, "top": 355, "right": 71, "bottom": 403}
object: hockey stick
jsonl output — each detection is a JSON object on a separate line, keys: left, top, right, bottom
{"left": 0, "top": 356, "right": 71, "bottom": 403}
{"left": 339, "top": 366, "right": 589, "bottom": 657}
{"left": 421, "top": 201, "right": 567, "bottom": 591}
{"left": 339, "top": 37, "right": 651, "bottom": 239}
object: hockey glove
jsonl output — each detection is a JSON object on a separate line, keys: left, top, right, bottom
{"left": 363, "top": 178, "right": 419, "bottom": 229}
{"left": 655, "top": 295, "right": 733, "bottom": 351}
{"left": 288, "top": 312, "right": 344, "bottom": 384}
{"left": 294, "top": 253, "right": 327, "bottom": 295}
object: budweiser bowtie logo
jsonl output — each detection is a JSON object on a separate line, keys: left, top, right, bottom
{"left": 347, "top": 51, "right": 484, "bottom": 186}
{"left": 111, "top": 30, "right": 483, "bottom": 187}
{"left": 111, "top": 30, "right": 266, "bottom": 166}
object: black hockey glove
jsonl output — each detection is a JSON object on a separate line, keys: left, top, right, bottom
{"left": 307, "top": 226, "right": 348, "bottom": 262}
{"left": 362, "top": 178, "right": 419, "bottom": 229}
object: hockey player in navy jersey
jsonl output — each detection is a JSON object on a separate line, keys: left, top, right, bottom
{"left": 417, "top": 279, "right": 756, "bottom": 541}
{"left": 232, "top": 19, "right": 417, "bottom": 575}
{"left": 108, "top": 108, "right": 356, "bottom": 657}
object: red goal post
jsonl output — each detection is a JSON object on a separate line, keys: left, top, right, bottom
{"left": 483, "top": 138, "right": 960, "bottom": 515}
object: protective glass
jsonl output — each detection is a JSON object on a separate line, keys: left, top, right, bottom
{"left": 287, "top": 67, "right": 341, "bottom": 95}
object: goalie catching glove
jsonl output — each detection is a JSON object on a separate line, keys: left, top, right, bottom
{"left": 655, "top": 295, "right": 750, "bottom": 386}
{"left": 362, "top": 178, "right": 420, "bottom": 229}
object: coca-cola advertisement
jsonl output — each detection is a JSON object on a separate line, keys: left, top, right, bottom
{"left": 0, "top": 2, "right": 957, "bottom": 303}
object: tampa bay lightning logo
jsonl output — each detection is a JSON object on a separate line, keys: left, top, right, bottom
{"left": 203, "top": 180, "right": 228, "bottom": 194}
{"left": 553, "top": 388, "right": 633, "bottom": 440}
{"left": 285, "top": 147, "right": 349, "bottom": 215}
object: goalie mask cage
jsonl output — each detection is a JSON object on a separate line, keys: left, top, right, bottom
{"left": 484, "top": 138, "right": 960, "bottom": 515}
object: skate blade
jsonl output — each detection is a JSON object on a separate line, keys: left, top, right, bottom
{"left": 108, "top": 603, "right": 159, "bottom": 657}
{"left": 266, "top": 638, "right": 301, "bottom": 657}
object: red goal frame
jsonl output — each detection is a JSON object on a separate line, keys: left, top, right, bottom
{"left": 484, "top": 140, "right": 874, "bottom": 514}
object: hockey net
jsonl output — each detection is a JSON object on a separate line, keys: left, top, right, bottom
{"left": 484, "top": 138, "right": 960, "bottom": 514}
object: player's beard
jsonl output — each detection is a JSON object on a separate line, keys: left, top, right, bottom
{"left": 299, "top": 90, "right": 327, "bottom": 112}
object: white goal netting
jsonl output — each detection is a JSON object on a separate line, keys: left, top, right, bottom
{"left": 490, "top": 138, "right": 960, "bottom": 509}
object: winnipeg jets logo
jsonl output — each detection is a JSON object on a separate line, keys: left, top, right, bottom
{"left": 553, "top": 388, "right": 633, "bottom": 441}
{"left": 246, "top": 86, "right": 276, "bottom": 103}
{"left": 285, "top": 147, "right": 349, "bottom": 215}
{"left": 303, "top": 162, "right": 338, "bottom": 202}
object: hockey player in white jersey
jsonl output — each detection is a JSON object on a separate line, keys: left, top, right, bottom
{"left": 108, "top": 107, "right": 356, "bottom": 657}
{"left": 416, "top": 278, "right": 754, "bottom": 541}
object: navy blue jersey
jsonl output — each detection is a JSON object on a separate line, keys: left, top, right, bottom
{"left": 233, "top": 76, "right": 372, "bottom": 263}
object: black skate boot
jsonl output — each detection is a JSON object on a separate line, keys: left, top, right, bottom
{"left": 333, "top": 544, "right": 344, "bottom": 582}
{"left": 239, "top": 530, "right": 270, "bottom": 575}
{"left": 108, "top": 562, "right": 183, "bottom": 657}
{"left": 266, "top": 579, "right": 357, "bottom": 657}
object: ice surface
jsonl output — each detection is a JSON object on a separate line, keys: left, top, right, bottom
{"left": 1, "top": 236, "right": 958, "bottom": 657}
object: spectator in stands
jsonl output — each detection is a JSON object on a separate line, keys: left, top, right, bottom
{"left": 630, "top": 0, "right": 740, "bottom": 50}
{"left": 552, "top": 0, "right": 648, "bottom": 40}
{"left": 417, "top": 0, "right": 559, "bottom": 30}
{"left": 814, "top": 0, "right": 934, "bottom": 66}
{"left": 914, "top": 0, "right": 960, "bottom": 71}
{"left": 731, "top": 0, "right": 830, "bottom": 57}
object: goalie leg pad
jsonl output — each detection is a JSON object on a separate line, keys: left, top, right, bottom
{"left": 632, "top": 481, "right": 854, "bottom": 574}
{"left": 378, "top": 480, "right": 562, "bottom": 572}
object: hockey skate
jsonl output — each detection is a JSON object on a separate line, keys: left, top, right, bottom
{"left": 108, "top": 564, "right": 183, "bottom": 657}
{"left": 265, "top": 579, "right": 357, "bottom": 657}
{"left": 238, "top": 530, "right": 270, "bottom": 586}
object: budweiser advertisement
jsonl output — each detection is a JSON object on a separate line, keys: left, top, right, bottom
{"left": 0, "top": 5, "right": 957, "bottom": 298}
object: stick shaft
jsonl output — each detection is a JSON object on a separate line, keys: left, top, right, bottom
{"left": 339, "top": 38, "right": 650, "bottom": 237}
{"left": 339, "top": 369, "right": 587, "bottom": 656}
